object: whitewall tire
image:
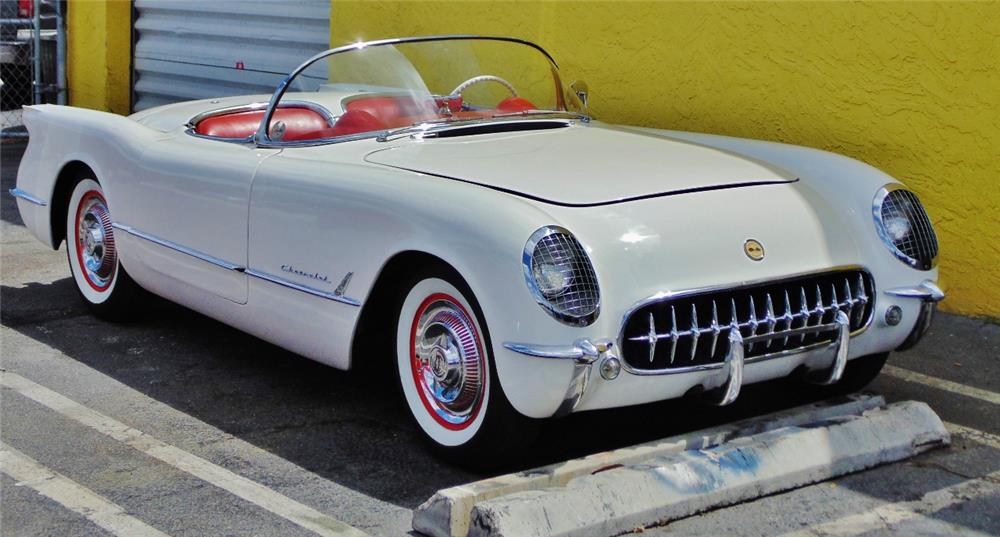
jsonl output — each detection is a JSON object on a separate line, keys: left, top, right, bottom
{"left": 65, "top": 177, "right": 143, "bottom": 319}
{"left": 393, "top": 268, "right": 537, "bottom": 467}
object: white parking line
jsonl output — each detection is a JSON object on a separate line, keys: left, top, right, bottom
{"left": 945, "top": 421, "right": 1000, "bottom": 450}
{"left": 883, "top": 365, "right": 1000, "bottom": 405}
{"left": 0, "top": 371, "right": 370, "bottom": 537}
{"left": 1, "top": 442, "right": 172, "bottom": 537}
{"left": 779, "top": 469, "right": 1000, "bottom": 537}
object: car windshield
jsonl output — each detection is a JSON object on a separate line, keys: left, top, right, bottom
{"left": 263, "top": 36, "right": 576, "bottom": 144}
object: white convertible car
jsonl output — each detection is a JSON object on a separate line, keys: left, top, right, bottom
{"left": 12, "top": 36, "right": 943, "bottom": 463}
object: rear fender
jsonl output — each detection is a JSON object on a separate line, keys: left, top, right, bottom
{"left": 14, "top": 105, "right": 159, "bottom": 248}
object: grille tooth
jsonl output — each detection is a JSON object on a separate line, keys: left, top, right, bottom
{"left": 622, "top": 270, "right": 874, "bottom": 371}
{"left": 781, "top": 290, "right": 793, "bottom": 346}
{"left": 669, "top": 305, "right": 679, "bottom": 364}
{"left": 647, "top": 312, "right": 657, "bottom": 363}
{"left": 689, "top": 303, "right": 700, "bottom": 361}
{"left": 814, "top": 284, "right": 825, "bottom": 324}
{"left": 764, "top": 293, "right": 777, "bottom": 348}
{"left": 747, "top": 296, "right": 758, "bottom": 352}
{"left": 798, "top": 287, "right": 809, "bottom": 343}
{"left": 709, "top": 300, "right": 721, "bottom": 359}
{"left": 844, "top": 278, "right": 855, "bottom": 321}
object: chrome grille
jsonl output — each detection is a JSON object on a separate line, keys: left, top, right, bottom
{"left": 529, "top": 231, "right": 600, "bottom": 318}
{"left": 878, "top": 189, "right": 938, "bottom": 270}
{"left": 620, "top": 270, "right": 874, "bottom": 371}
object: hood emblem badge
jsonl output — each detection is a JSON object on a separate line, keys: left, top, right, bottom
{"left": 744, "top": 239, "right": 765, "bottom": 261}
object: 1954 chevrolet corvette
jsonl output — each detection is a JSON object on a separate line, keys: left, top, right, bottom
{"left": 12, "top": 36, "right": 943, "bottom": 462}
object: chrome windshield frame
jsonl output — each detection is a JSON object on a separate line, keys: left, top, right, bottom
{"left": 253, "top": 35, "right": 562, "bottom": 148}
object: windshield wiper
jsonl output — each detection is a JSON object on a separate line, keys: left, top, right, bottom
{"left": 375, "top": 110, "right": 590, "bottom": 142}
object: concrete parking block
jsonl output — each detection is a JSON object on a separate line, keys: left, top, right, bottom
{"left": 413, "top": 394, "right": 885, "bottom": 537}
{"left": 467, "top": 401, "right": 949, "bottom": 537}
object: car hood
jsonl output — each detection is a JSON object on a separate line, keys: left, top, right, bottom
{"left": 364, "top": 122, "right": 797, "bottom": 206}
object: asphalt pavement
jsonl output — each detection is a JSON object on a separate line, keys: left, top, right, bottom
{"left": 2, "top": 140, "right": 998, "bottom": 536}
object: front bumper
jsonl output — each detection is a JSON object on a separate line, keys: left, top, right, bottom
{"left": 504, "top": 279, "right": 944, "bottom": 417}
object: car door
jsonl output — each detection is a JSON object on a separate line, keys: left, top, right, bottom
{"left": 112, "top": 134, "right": 278, "bottom": 304}
{"left": 242, "top": 145, "right": 389, "bottom": 368}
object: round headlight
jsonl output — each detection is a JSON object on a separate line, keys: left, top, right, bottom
{"left": 522, "top": 226, "right": 600, "bottom": 326}
{"left": 532, "top": 262, "right": 573, "bottom": 297}
{"left": 873, "top": 184, "right": 939, "bottom": 271}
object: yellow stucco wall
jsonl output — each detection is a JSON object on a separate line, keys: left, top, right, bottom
{"left": 333, "top": 1, "right": 1000, "bottom": 319}
{"left": 67, "top": 0, "right": 131, "bottom": 114}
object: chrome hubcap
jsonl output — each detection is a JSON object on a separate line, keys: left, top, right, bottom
{"left": 412, "top": 297, "right": 485, "bottom": 427}
{"left": 77, "top": 194, "right": 116, "bottom": 288}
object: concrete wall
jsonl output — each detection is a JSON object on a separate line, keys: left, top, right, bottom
{"left": 331, "top": 1, "right": 1000, "bottom": 319}
{"left": 67, "top": 0, "right": 131, "bottom": 114}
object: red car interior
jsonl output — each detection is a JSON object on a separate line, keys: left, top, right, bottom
{"left": 194, "top": 95, "right": 539, "bottom": 142}
{"left": 194, "top": 107, "right": 329, "bottom": 139}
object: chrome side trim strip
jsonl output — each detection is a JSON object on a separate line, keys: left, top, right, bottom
{"left": 110, "top": 223, "right": 246, "bottom": 272}
{"left": 9, "top": 188, "right": 47, "bottom": 206}
{"left": 112, "top": 222, "right": 362, "bottom": 307}
{"left": 885, "top": 280, "right": 945, "bottom": 302}
{"left": 245, "top": 269, "right": 362, "bottom": 307}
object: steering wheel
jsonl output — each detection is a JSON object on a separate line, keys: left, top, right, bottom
{"left": 450, "top": 75, "right": 518, "bottom": 98}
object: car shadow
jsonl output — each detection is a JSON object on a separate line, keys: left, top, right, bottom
{"left": 0, "top": 276, "right": 846, "bottom": 509}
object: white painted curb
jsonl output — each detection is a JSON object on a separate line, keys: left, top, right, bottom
{"left": 467, "top": 401, "right": 948, "bottom": 537}
{"left": 414, "top": 394, "right": 885, "bottom": 537}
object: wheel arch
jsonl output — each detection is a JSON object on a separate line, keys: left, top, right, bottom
{"left": 349, "top": 250, "right": 487, "bottom": 374}
{"left": 49, "top": 160, "right": 98, "bottom": 250}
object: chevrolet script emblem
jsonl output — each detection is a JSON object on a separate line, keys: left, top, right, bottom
{"left": 744, "top": 239, "right": 765, "bottom": 261}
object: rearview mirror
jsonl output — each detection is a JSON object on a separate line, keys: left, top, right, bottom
{"left": 568, "top": 80, "right": 589, "bottom": 110}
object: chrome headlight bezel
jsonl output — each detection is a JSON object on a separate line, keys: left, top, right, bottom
{"left": 872, "top": 183, "right": 939, "bottom": 271}
{"left": 522, "top": 226, "right": 600, "bottom": 327}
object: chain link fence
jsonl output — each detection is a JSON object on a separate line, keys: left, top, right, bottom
{"left": 1, "top": 0, "right": 65, "bottom": 138}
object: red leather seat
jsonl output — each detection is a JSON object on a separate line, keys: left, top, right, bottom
{"left": 496, "top": 97, "right": 537, "bottom": 113}
{"left": 195, "top": 95, "right": 542, "bottom": 142}
{"left": 282, "top": 109, "right": 388, "bottom": 141}
{"left": 195, "top": 107, "right": 329, "bottom": 139}
{"left": 345, "top": 96, "right": 437, "bottom": 128}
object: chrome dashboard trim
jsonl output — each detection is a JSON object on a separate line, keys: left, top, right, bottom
{"left": 9, "top": 188, "right": 47, "bottom": 206}
{"left": 245, "top": 268, "right": 362, "bottom": 307}
{"left": 110, "top": 223, "right": 246, "bottom": 271}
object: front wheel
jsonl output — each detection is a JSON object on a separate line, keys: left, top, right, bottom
{"left": 394, "top": 269, "right": 536, "bottom": 468}
{"left": 65, "top": 177, "right": 144, "bottom": 320}
{"left": 834, "top": 352, "right": 890, "bottom": 393}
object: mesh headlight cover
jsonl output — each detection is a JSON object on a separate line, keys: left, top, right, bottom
{"left": 874, "top": 186, "right": 939, "bottom": 270}
{"left": 523, "top": 226, "right": 600, "bottom": 326}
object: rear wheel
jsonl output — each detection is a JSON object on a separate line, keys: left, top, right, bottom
{"left": 394, "top": 266, "right": 536, "bottom": 468}
{"left": 65, "top": 177, "right": 144, "bottom": 320}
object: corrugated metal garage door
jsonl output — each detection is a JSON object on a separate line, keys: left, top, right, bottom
{"left": 132, "top": 0, "right": 330, "bottom": 112}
